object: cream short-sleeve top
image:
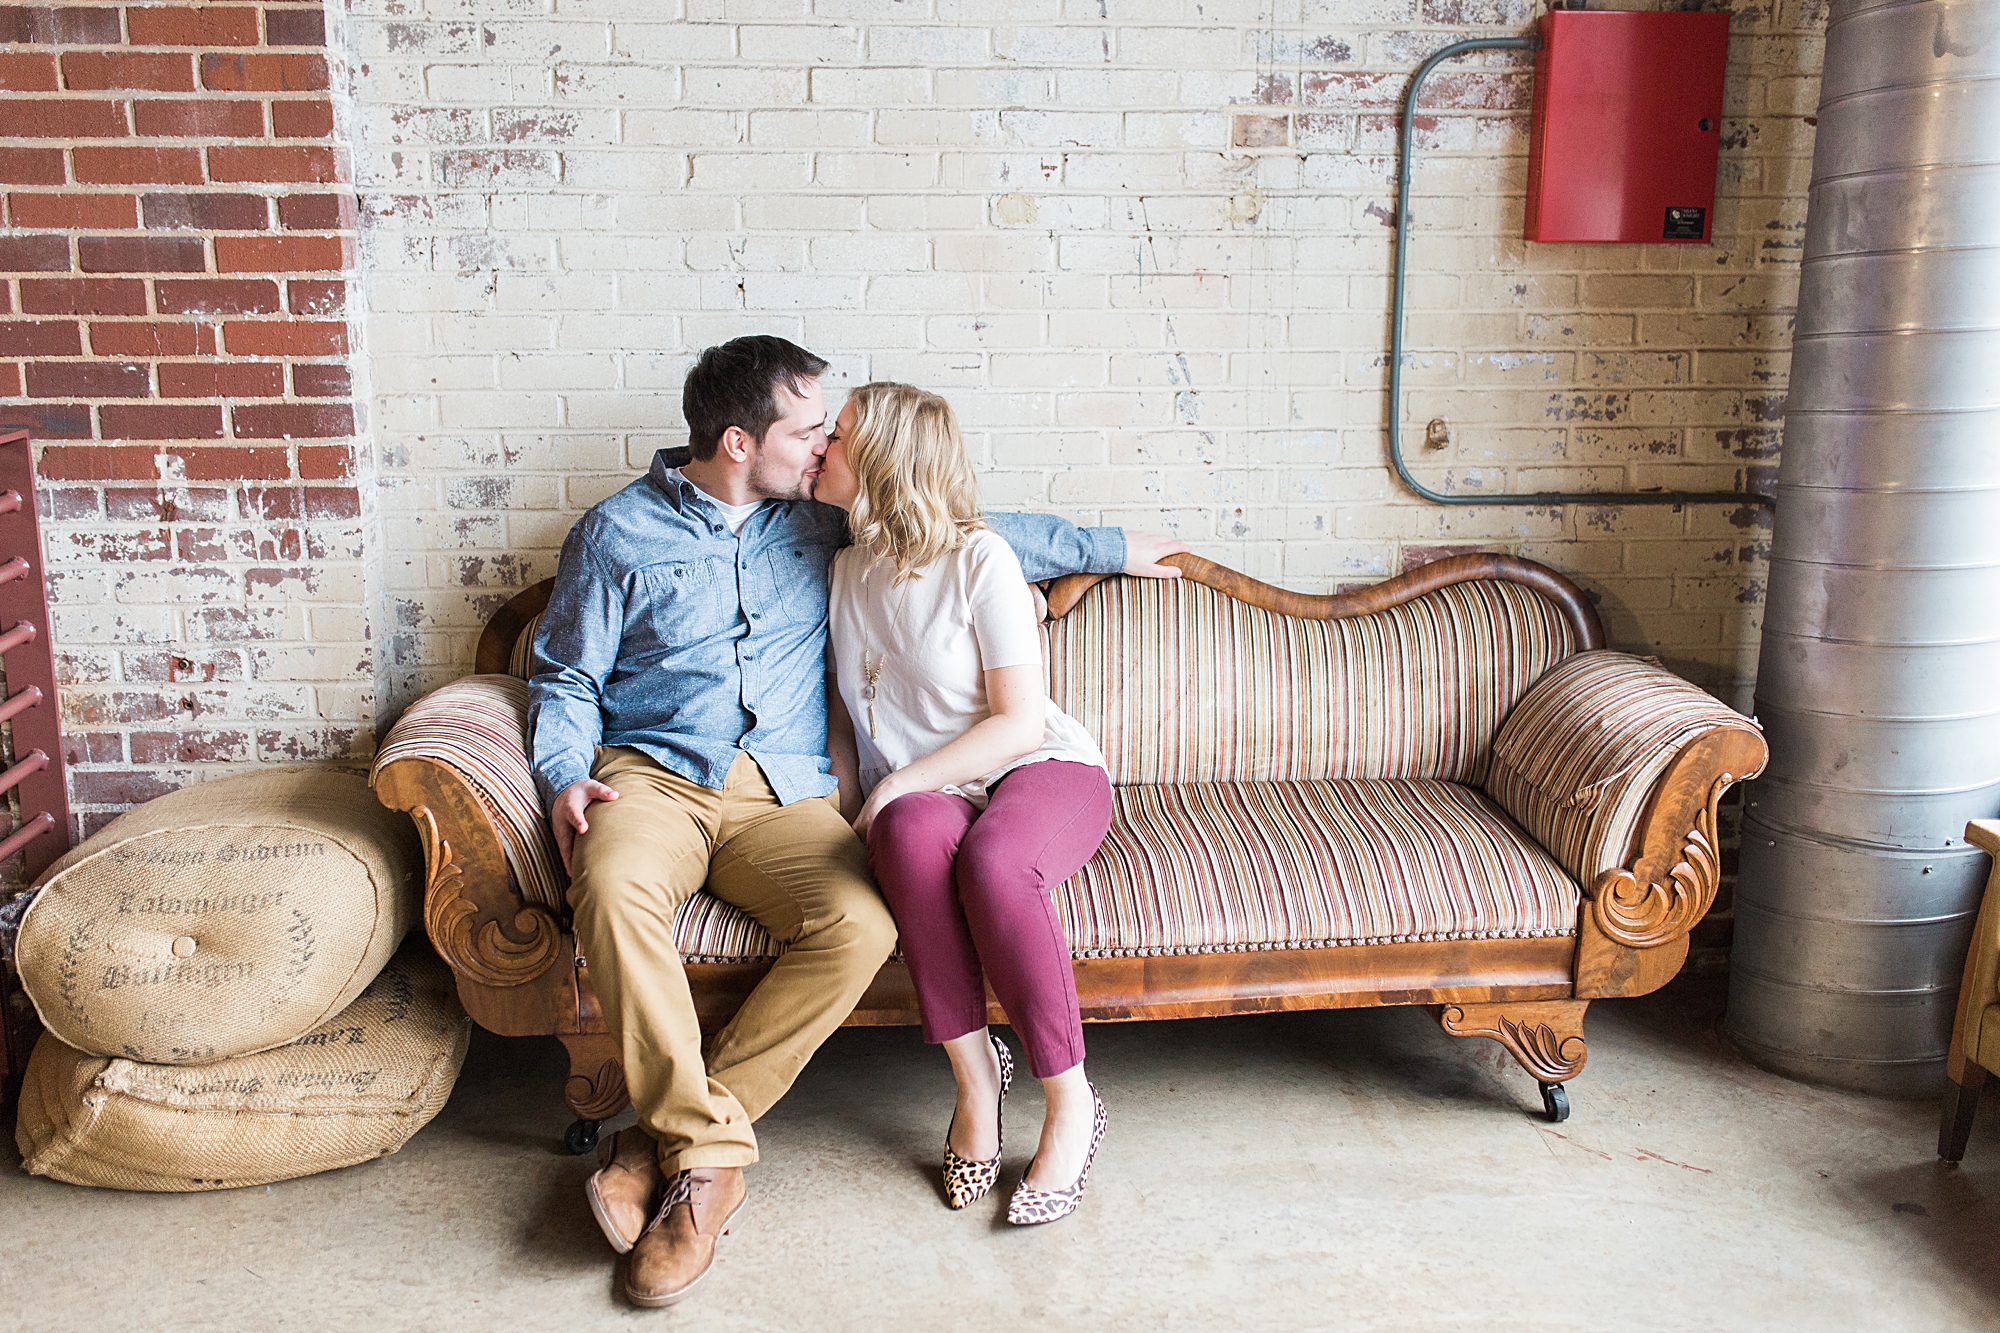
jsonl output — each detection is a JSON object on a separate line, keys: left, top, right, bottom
{"left": 828, "top": 529, "right": 1107, "bottom": 809}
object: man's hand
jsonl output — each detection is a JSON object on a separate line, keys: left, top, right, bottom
{"left": 552, "top": 778, "right": 619, "bottom": 873}
{"left": 1123, "top": 531, "right": 1189, "bottom": 579}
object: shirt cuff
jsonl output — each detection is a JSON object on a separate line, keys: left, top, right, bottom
{"left": 1077, "top": 525, "right": 1127, "bottom": 575}
{"left": 534, "top": 758, "right": 591, "bottom": 812}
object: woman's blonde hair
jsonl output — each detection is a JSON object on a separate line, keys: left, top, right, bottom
{"left": 842, "top": 381, "right": 984, "bottom": 580}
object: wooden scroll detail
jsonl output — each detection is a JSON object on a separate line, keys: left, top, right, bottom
{"left": 1045, "top": 551, "right": 1605, "bottom": 649}
{"left": 1587, "top": 772, "right": 1732, "bottom": 950}
{"left": 375, "top": 755, "right": 577, "bottom": 1032}
{"left": 1437, "top": 999, "right": 1589, "bottom": 1083}
{"left": 414, "top": 804, "right": 564, "bottom": 988}
{"left": 1573, "top": 725, "right": 1770, "bottom": 1000}
{"left": 561, "top": 1031, "right": 630, "bottom": 1121}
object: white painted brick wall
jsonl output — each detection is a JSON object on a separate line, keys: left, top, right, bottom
{"left": 348, "top": 0, "right": 1823, "bottom": 715}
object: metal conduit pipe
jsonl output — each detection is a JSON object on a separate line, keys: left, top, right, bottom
{"left": 1389, "top": 37, "right": 1772, "bottom": 510}
{"left": 1725, "top": 0, "right": 2000, "bottom": 1095}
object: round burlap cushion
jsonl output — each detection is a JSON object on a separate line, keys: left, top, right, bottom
{"left": 14, "top": 942, "right": 469, "bottom": 1191}
{"left": 13, "top": 767, "right": 422, "bottom": 1064}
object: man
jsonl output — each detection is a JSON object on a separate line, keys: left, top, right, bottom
{"left": 529, "top": 335, "right": 1185, "bottom": 1307}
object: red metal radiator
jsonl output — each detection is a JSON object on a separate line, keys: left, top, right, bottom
{"left": 0, "top": 428, "right": 72, "bottom": 1112}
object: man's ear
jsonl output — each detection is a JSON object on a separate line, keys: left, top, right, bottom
{"left": 718, "top": 424, "right": 755, "bottom": 463}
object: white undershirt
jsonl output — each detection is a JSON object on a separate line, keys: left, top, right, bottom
{"left": 670, "top": 468, "right": 762, "bottom": 535}
{"left": 828, "top": 529, "right": 1107, "bottom": 808}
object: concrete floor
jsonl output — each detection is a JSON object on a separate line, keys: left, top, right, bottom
{"left": 4, "top": 978, "right": 1997, "bottom": 1332}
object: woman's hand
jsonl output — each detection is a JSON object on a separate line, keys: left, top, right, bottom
{"left": 852, "top": 773, "right": 908, "bottom": 841}
{"left": 853, "top": 663, "right": 1046, "bottom": 840}
{"left": 857, "top": 664, "right": 1045, "bottom": 838}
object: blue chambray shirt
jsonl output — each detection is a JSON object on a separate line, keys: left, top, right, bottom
{"left": 526, "top": 448, "right": 1128, "bottom": 810}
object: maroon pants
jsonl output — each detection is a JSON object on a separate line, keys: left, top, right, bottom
{"left": 867, "top": 759, "right": 1113, "bottom": 1079}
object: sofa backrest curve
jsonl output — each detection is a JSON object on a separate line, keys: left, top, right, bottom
{"left": 1045, "top": 552, "right": 1603, "bottom": 641}
{"left": 1043, "top": 554, "right": 1598, "bottom": 787}
{"left": 474, "top": 552, "right": 1600, "bottom": 788}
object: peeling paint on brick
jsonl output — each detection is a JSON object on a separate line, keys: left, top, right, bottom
{"left": 5, "top": 0, "right": 1820, "bottom": 865}
{"left": 0, "top": 0, "right": 376, "bottom": 845}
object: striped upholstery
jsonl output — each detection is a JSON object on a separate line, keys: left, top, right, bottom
{"left": 509, "top": 612, "right": 543, "bottom": 679}
{"left": 573, "top": 778, "right": 1579, "bottom": 963}
{"left": 416, "top": 573, "right": 1767, "bottom": 968}
{"left": 1061, "top": 779, "right": 1578, "bottom": 954}
{"left": 1045, "top": 577, "right": 1581, "bottom": 787}
{"left": 372, "top": 676, "right": 784, "bottom": 963}
{"left": 1484, "top": 650, "right": 1763, "bottom": 882}
{"left": 374, "top": 676, "right": 567, "bottom": 913}
{"left": 674, "top": 893, "right": 784, "bottom": 962}
{"left": 372, "top": 676, "right": 1581, "bottom": 962}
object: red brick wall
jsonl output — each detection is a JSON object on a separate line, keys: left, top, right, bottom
{"left": 0, "top": 0, "right": 370, "bottom": 842}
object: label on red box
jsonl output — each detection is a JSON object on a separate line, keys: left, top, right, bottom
{"left": 1664, "top": 207, "right": 1706, "bottom": 239}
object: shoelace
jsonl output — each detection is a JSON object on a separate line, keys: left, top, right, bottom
{"left": 655, "top": 1171, "right": 705, "bottom": 1222}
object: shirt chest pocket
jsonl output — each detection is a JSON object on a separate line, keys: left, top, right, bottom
{"left": 763, "top": 544, "right": 834, "bottom": 626}
{"left": 634, "top": 558, "right": 734, "bottom": 649}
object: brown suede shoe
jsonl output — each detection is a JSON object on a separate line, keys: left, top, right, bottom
{"left": 624, "top": 1167, "right": 747, "bottom": 1308}
{"left": 585, "top": 1126, "right": 664, "bottom": 1254}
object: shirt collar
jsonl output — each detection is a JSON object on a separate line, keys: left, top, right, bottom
{"left": 648, "top": 446, "right": 700, "bottom": 511}
{"left": 649, "top": 448, "right": 781, "bottom": 535}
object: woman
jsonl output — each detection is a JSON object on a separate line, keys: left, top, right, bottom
{"left": 815, "top": 381, "right": 1113, "bottom": 1225}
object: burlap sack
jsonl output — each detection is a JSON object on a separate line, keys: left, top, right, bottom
{"left": 12, "top": 766, "right": 422, "bottom": 1064}
{"left": 14, "top": 943, "right": 469, "bottom": 1191}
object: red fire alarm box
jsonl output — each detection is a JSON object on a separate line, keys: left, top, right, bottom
{"left": 1523, "top": 10, "right": 1731, "bottom": 244}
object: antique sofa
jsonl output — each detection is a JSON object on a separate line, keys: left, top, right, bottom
{"left": 1941, "top": 819, "right": 2000, "bottom": 1162}
{"left": 370, "top": 552, "right": 1767, "bottom": 1152}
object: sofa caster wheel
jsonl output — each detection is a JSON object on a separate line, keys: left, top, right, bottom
{"left": 1539, "top": 1082, "right": 1570, "bottom": 1123}
{"left": 566, "top": 1118, "right": 602, "bottom": 1155}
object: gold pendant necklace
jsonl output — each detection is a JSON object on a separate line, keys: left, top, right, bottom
{"left": 860, "top": 649, "right": 885, "bottom": 740}
{"left": 859, "top": 560, "right": 911, "bottom": 742}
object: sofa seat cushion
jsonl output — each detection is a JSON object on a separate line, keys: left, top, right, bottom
{"left": 672, "top": 778, "right": 1579, "bottom": 963}
{"left": 1062, "top": 779, "right": 1578, "bottom": 955}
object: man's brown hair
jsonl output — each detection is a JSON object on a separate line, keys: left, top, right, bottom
{"left": 682, "top": 335, "right": 830, "bottom": 462}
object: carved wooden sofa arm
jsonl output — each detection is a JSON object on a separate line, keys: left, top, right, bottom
{"left": 370, "top": 675, "right": 568, "bottom": 991}
{"left": 1483, "top": 650, "right": 1769, "bottom": 997}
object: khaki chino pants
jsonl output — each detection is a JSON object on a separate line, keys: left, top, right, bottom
{"left": 566, "top": 747, "right": 895, "bottom": 1174}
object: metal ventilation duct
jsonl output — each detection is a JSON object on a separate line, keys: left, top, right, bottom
{"left": 1725, "top": 0, "right": 2000, "bottom": 1095}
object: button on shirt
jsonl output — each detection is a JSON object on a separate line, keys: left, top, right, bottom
{"left": 526, "top": 448, "right": 1128, "bottom": 810}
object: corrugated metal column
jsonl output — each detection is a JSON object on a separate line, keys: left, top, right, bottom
{"left": 1726, "top": 0, "right": 2000, "bottom": 1095}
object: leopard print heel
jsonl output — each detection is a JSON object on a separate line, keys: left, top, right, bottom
{"left": 1006, "top": 1084, "right": 1107, "bottom": 1226}
{"left": 942, "top": 1033, "right": 1014, "bottom": 1210}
